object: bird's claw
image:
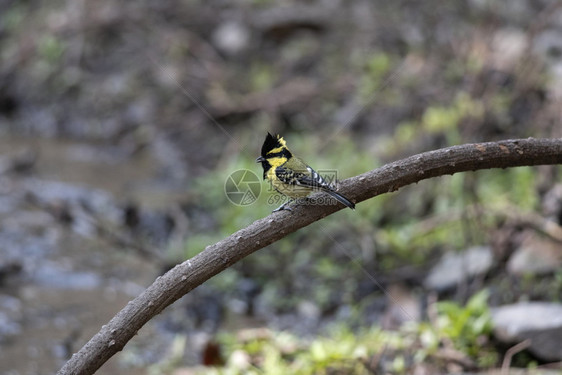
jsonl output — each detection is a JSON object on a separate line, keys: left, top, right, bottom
{"left": 272, "top": 201, "right": 293, "bottom": 212}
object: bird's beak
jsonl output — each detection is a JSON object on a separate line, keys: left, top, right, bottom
{"left": 256, "top": 156, "right": 265, "bottom": 163}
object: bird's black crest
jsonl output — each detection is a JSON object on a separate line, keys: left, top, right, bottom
{"left": 261, "top": 132, "right": 283, "bottom": 157}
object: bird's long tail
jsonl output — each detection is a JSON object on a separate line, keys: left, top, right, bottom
{"left": 325, "top": 190, "right": 355, "bottom": 210}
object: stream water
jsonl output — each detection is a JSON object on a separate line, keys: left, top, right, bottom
{"left": 0, "top": 135, "right": 190, "bottom": 374}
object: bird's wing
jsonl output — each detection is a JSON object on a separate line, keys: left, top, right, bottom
{"left": 275, "top": 165, "right": 332, "bottom": 190}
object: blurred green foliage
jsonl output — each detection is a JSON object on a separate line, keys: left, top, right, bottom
{"left": 419, "top": 290, "right": 496, "bottom": 367}
{"left": 359, "top": 52, "right": 393, "bottom": 101}
{"left": 184, "top": 291, "right": 495, "bottom": 374}
{"left": 38, "top": 35, "right": 66, "bottom": 64}
{"left": 250, "top": 63, "right": 276, "bottom": 92}
{"left": 396, "top": 92, "right": 484, "bottom": 146}
{"left": 476, "top": 167, "right": 538, "bottom": 210}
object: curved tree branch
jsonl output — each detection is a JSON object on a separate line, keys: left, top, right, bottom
{"left": 58, "top": 138, "right": 562, "bottom": 375}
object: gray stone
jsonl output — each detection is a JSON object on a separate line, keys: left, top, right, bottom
{"left": 492, "top": 302, "right": 562, "bottom": 361}
{"left": 491, "top": 28, "right": 527, "bottom": 69}
{"left": 507, "top": 232, "right": 562, "bottom": 275}
{"left": 212, "top": 21, "right": 250, "bottom": 55}
{"left": 424, "top": 246, "right": 494, "bottom": 291}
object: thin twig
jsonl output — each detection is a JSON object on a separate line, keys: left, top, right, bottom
{"left": 501, "top": 339, "right": 532, "bottom": 375}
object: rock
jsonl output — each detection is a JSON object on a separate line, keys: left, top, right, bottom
{"left": 491, "top": 302, "right": 562, "bottom": 361}
{"left": 297, "top": 300, "right": 321, "bottom": 322}
{"left": 22, "top": 178, "right": 121, "bottom": 236}
{"left": 212, "top": 21, "right": 250, "bottom": 55}
{"left": 533, "top": 30, "right": 562, "bottom": 63}
{"left": 507, "top": 232, "right": 562, "bottom": 275}
{"left": 30, "top": 261, "right": 102, "bottom": 290}
{"left": 424, "top": 246, "right": 494, "bottom": 291}
{"left": 0, "top": 295, "right": 22, "bottom": 343}
{"left": 491, "top": 28, "right": 527, "bottom": 69}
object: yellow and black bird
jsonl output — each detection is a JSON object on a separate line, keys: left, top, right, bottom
{"left": 256, "top": 133, "right": 355, "bottom": 212}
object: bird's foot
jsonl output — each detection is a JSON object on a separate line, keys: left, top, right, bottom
{"left": 272, "top": 200, "right": 293, "bottom": 212}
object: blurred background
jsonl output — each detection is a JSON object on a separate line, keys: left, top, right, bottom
{"left": 1, "top": 0, "right": 562, "bottom": 374}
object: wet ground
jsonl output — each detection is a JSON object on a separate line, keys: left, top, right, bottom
{"left": 0, "top": 136, "right": 175, "bottom": 374}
